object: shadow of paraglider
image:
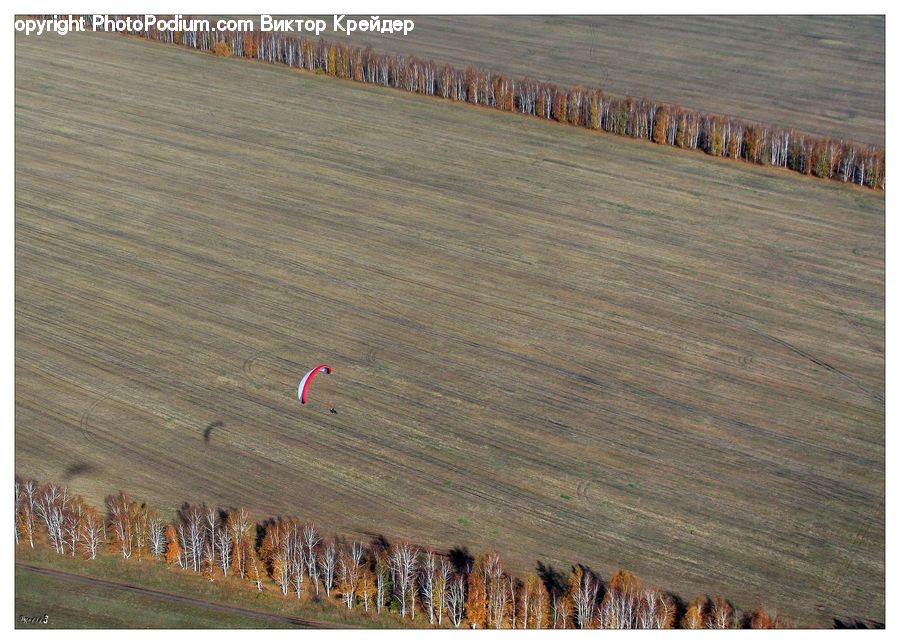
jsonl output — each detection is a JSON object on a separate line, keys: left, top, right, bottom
{"left": 63, "top": 462, "right": 95, "bottom": 481}
{"left": 203, "top": 420, "right": 224, "bottom": 444}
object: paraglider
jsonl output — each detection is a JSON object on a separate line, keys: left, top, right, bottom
{"left": 298, "top": 364, "right": 332, "bottom": 404}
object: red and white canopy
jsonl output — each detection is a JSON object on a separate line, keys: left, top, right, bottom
{"left": 298, "top": 364, "right": 332, "bottom": 404}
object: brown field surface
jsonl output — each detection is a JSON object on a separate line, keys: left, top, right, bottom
{"left": 306, "top": 14, "right": 885, "bottom": 145}
{"left": 15, "top": 31, "right": 883, "bottom": 627}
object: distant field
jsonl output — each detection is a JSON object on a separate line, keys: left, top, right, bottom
{"left": 15, "top": 31, "right": 883, "bottom": 627}
{"left": 303, "top": 15, "right": 884, "bottom": 145}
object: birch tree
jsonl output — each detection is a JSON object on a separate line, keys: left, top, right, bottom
{"left": 681, "top": 596, "right": 706, "bottom": 629}
{"left": 374, "top": 551, "right": 390, "bottom": 614}
{"left": 17, "top": 478, "right": 38, "bottom": 548}
{"left": 63, "top": 496, "right": 86, "bottom": 557}
{"left": 706, "top": 597, "right": 735, "bottom": 629}
{"left": 302, "top": 522, "right": 321, "bottom": 596}
{"left": 638, "top": 587, "right": 675, "bottom": 629}
{"left": 339, "top": 541, "right": 364, "bottom": 608}
{"left": 599, "top": 569, "right": 643, "bottom": 629}
{"left": 204, "top": 505, "right": 218, "bottom": 569}
{"left": 359, "top": 568, "right": 374, "bottom": 612}
{"left": 106, "top": 491, "right": 136, "bottom": 559}
{"left": 147, "top": 513, "right": 166, "bottom": 558}
{"left": 261, "top": 519, "right": 291, "bottom": 595}
{"left": 483, "top": 551, "right": 509, "bottom": 628}
{"left": 164, "top": 524, "right": 183, "bottom": 567}
{"left": 750, "top": 607, "right": 774, "bottom": 629}
{"left": 466, "top": 557, "right": 488, "bottom": 628}
{"left": 570, "top": 565, "right": 600, "bottom": 628}
{"left": 248, "top": 547, "right": 264, "bottom": 591}
{"left": 36, "top": 483, "right": 68, "bottom": 554}
{"left": 79, "top": 506, "right": 103, "bottom": 560}
{"left": 320, "top": 538, "right": 337, "bottom": 596}
{"left": 434, "top": 555, "right": 450, "bottom": 626}
{"left": 419, "top": 550, "right": 437, "bottom": 624}
{"left": 227, "top": 508, "right": 253, "bottom": 579}
{"left": 176, "top": 503, "right": 205, "bottom": 572}
{"left": 14, "top": 478, "right": 21, "bottom": 545}
{"left": 446, "top": 573, "right": 466, "bottom": 628}
{"left": 523, "top": 573, "right": 550, "bottom": 629}
{"left": 216, "top": 523, "right": 233, "bottom": 576}
{"left": 286, "top": 520, "right": 305, "bottom": 598}
{"left": 551, "top": 591, "right": 571, "bottom": 629}
{"left": 132, "top": 503, "right": 148, "bottom": 560}
{"left": 390, "top": 540, "right": 419, "bottom": 619}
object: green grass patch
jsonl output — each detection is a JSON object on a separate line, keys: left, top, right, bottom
{"left": 16, "top": 566, "right": 288, "bottom": 628}
{"left": 15, "top": 546, "right": 407, "bottom": 628}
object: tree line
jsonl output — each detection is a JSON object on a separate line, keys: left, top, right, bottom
{"left": 88, "top": 14, "right": 885, "bottom": 190}
{"left": 16, "top": 475, "right": 792, "bottom": 628}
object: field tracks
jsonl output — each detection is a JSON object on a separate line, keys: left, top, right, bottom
{"left": 576, "top": 478, "right": 601, "bottom": 502}
{"left": 240, "top": 353, "right": 261, "bottom": 376}
{"left": 746, "top": 324, "right": 883, "bottom": 405}
{"left": 78, "top": 388, "right": 120, "bottom": 446}
{"left": 651, "top": 271, "right": 882, "bottom": 406}
{"left": 820, "top": 490, "right": 885, "bottom": 618}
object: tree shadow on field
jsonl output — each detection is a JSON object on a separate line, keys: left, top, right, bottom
{"left": 367, "top": 533, "right": 391, "bottom": 555}
{"left": 255, "top": 518, "right": 273, "bottom": 552}
{"left": 834, "top": 617, "right": 884, "bottom": 629}
{"left": 668, "top": 591, "right": 689, "bottom": 627}
{"left": 447, "top": 546, "right": 474, "bottom": 574}
{"left": 536, "top": 561, "right": 568, "bottom": 597}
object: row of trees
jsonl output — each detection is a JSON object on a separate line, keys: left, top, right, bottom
{"left": 16, "top": 475, "right": 791, "bottom": 628}
{"left": 97, "top": 14, "right": 884, "bottom": 189}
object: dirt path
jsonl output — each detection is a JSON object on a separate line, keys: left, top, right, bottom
{"left": 16, "top": 563, "right": 351, "bottom": 629}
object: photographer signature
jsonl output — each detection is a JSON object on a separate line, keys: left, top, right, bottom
{"left": 19, "top": 614, "right": 49, "bottom": 626}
